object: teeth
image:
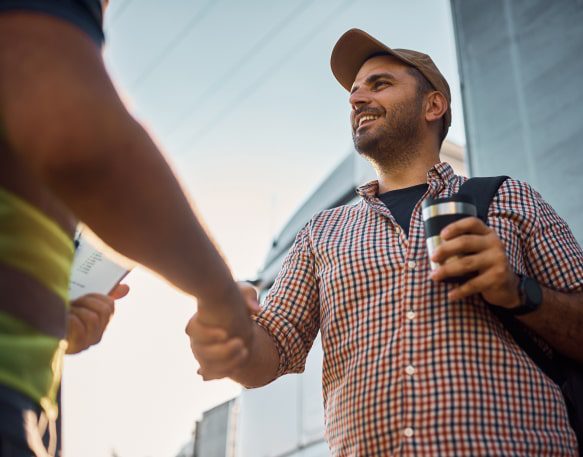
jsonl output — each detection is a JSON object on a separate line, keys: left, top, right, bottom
{"left": 358, "top": 115, "right": 379, "bottom": 127}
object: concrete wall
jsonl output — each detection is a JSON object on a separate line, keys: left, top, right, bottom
{"left": 451, "top": 0, "right": 583, "bottom": 244}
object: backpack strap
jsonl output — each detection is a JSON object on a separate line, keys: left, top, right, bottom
{"left": 457, "top": 176, "right": 509, "bottom": 222}
{"left": 458, "top": 176, "right": 582, "bottom": 452}
{"left": 457, "top": 177, "right": 565, "bottom": 383}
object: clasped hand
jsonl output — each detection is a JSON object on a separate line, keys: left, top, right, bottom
{"left": 186, "top": 282, "right": 260, "bottom": 381}
{"left": 429, "top": 217, "right": 521, "bottom": 308}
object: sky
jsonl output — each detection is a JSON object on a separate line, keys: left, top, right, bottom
{"left": 62, "top": 1, "right": 465, "bottom": 456}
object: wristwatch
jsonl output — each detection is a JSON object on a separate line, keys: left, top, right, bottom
{"left": 506, "top": 275, "right": 543, "bottom": 316}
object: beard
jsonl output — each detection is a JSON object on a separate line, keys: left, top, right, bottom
{"left": 352, "top": 97, "right": 424, "bottom": 171}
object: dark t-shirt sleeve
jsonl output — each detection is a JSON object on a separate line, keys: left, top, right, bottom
{"left": 0, "top": 0, "right": 105, "bottom": 46}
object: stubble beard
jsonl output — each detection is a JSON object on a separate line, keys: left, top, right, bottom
{"left": 352, "top": 98, "right": 424, "bottom": 173}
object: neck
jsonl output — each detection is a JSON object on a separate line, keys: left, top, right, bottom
{"left": 373, "top": 147, "right": 440, "bottom": 193}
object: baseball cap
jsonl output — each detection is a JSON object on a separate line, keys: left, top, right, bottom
{"left": 330, "top": 28, "right": 451, "bottom": 138}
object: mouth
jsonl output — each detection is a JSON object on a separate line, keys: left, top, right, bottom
{"left": 355, "top": 113, "right": 382, "bottom": 131}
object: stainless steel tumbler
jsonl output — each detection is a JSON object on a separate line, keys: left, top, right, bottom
{"left": 422, "top": 194, "right": 477, "bottom": 282}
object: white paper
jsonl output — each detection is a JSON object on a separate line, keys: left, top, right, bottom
{"left": 68, "top": 232, "right": 129, "bottom": 301}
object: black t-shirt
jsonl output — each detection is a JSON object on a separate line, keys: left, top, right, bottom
{"left": 377, "top": 183, "right": 429, "bottom": 236}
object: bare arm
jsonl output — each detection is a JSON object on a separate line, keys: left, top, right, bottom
{"left": 516, "top": 288, "right": 583, "bottom": 363}
{"left": 234, "top": 324, "right": 280, "bottom": 388}
{"left": 0, "top": 13, "right": 250, "bottom": 339}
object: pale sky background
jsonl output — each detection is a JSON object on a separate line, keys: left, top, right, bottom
{"left": 62, "top": 1, "right": 465, "bottom": 456}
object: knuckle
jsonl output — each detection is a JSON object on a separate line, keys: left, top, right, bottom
{"left": 461, "top": 256, "right": 473, "bottom": 269}
{"left": 492, "top": 267, "right": 506, "bottom": 282}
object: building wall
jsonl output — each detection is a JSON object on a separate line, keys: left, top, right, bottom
{"left": 451, "top": 0, "right": 583, "bottom": 244}
{"left": 194, "top": 399, "right": 237, "bottom": 457}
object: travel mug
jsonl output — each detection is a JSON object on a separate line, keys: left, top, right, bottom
{"left": 422, "top": 194, "right": 477, "bottom": 283}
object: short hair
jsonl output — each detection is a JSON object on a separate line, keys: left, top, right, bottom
{"left": 406, "top": 66, "right": 446, "bottom": 144}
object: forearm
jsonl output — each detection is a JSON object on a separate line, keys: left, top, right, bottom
{"left": 0, "top": 13, "right": 251, "bottom": 340}
{"left": 51, "top": 120, "right": 234, "bottom": 302}
{"left": 45, "top": 90, "right": 253, "bottom": 341}
{"left": 518, "top": 288, "right": 583, "bottom": 363}
{"left": 230, "top": 323, "right": 280, "bottom": 388}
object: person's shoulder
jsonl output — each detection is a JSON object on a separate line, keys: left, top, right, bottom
{"left": 310, "top": 200, "right": 365, "bottom": 226}
{"left": 487, "top": 177, "right": 550, "bottom": 223}
{"left": 495, "top": 177, "right": 542, "bottom": 203}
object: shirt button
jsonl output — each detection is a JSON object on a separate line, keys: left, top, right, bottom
{"left": 404, "top": 427, "right": 414, "bottom": 438}
{"left": 407, "top": 260, "right": 416, "bottom": 270}
{"left": 406, "top": 311, "right": 416, "bottom": 320}
{"left": 405, "top": 365, "right": 416, "bottom": 376}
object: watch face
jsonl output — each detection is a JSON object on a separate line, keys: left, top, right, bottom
{"left": 524, "top": 277, "right": 543, "bottom": 306}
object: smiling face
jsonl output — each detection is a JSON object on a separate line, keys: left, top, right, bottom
{"left": 349, "top": 55, "right": 426, "bottom": 168}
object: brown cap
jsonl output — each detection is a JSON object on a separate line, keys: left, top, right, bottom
{"left": 330, "top": 28, "right": 451, "bottom": 138}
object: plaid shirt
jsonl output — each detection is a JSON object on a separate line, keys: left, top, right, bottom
{"left": 254, "top": 162, "right": 582, "bottom": 456}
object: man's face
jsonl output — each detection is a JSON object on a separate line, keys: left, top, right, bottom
{"left": 349, "top": 55, "right": 424, "bottom": 164}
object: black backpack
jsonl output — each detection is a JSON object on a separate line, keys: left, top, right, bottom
{"left": 457, "top": 176, "right": 583, "bottom": 454}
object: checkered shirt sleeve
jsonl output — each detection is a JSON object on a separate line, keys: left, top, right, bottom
{"left": 514, "top": 182, "right": 583, "bottom": 291}
{"left": 252, "top": 223, "right": 320, "bottom": 377}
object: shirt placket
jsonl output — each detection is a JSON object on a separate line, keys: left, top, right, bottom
{"left": 363, "top": 196, "right": 420, "bottom": 455}
{"left": 359, "top": 175, "right": 448, "bottom": 455}
{"left": 400, "top": 178, "right": 446, "bottom": 455}
{"left": 367, "top": 179, "right": 444, "bottom": 455}
{"left": 400, "top": 196, "right": 431, "bottom": 455}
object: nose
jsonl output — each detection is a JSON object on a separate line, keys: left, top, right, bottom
{"left": 349, "top": 86, "right": 372, "bottom": 110}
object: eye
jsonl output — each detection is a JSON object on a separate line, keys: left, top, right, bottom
{"left": 373, "top": 80, "right": 390, "bottom": 91}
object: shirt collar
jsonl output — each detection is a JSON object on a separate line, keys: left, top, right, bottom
{"left": 356, "top": 162, "right": 456, "bottom": 200}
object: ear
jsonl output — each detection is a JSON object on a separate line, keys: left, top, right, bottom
{"left": 424, "top": 91, "right": 448, "bottom": 123}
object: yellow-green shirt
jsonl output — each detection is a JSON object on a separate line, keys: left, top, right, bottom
{"left": 0, "top": 186, "right": 74, "bottom": 419}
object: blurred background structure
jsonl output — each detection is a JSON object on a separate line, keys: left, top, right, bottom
{"left": 451, "top": 0, "right": 583, "bottom": 244}
{"left": 60, "top": 1, "right": 583, "bottom": 456}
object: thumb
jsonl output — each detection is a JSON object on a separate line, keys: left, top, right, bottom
{"left": 109, "top": 283, "right": 130, "bottom": 300}
{"left": 246, "top": 296, "right": 261, "bottom": 315}
{"left": 238, "top": 282, "right": 260, "bottom": 314}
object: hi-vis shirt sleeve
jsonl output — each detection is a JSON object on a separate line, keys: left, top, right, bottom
{"left": 252, "top": 223, "right": 320, "bottom": 378}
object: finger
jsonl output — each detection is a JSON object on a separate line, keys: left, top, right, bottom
{"left": 431, "top": 234, "right": 491, "bottom": 265}
{"left": 196, "top": 342, "right": 249, "bottom": 380}
{"left": 191, "top": 338, "right": 246, "bottom": 369}
{"left": 71, "top": 294, "right": 115, "bottom": 328}
{"left": 71, "top": 296, "right": 114, "bottom": 343}
{"left": 431, "top": 254, "right": 481, "bottom": 282}
{"left": 198, "top": 349, "right": 248, "bottom": 380}
{"left": 447, "top": 269, "right": 498, "bottom": 301}
{"left": 65, "top": 314, "right": 87, "bottom": 354}
{"left": 238, "top": 282, "right": 261, "bottom": 314}
{"left": 239, "top": 281, "right": 258, "bottom": 300}
{"left": 246, "top": 298, "right": 261, "bottom": 315}
{"left": 109, "top": 283, "right": 130, "bottom": 300}
{"left": 185, "top": 315, "right": 228, "bottom": 344}
{"left": 69, "top": 307, "right": 103, "bottom": 345}
{"left": 441, "top": 217, "right": 490, "bottom": 240}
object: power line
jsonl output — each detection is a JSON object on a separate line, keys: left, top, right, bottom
{"left": 130, "top": 0, "right": 221, "bottom": 90}
{"left": 163, "top": 0, "right": 315, "bottom": 138}
{"left": 176, "top": 0, "right": 356, "bottom": 155}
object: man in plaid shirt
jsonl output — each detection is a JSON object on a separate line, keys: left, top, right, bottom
{"left": 187, "top": 29, "right": 583, "bottom": 456}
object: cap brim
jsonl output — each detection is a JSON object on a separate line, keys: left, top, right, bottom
{"left": 331, "top": 28, "right": 415, "bottom": 91}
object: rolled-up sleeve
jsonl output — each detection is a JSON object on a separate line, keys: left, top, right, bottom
{"left": 252, "top": 223, "right": 320, "bottom": 378}
{"left": 520, "top": 183, "right": 583, "bottom": 291}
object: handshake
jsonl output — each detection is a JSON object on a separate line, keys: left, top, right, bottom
{"left": 68, "top": 281, "right": 275, "bottom": 387}
{"left": 185, "top": 282, "right": 263, "bottom": 382}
